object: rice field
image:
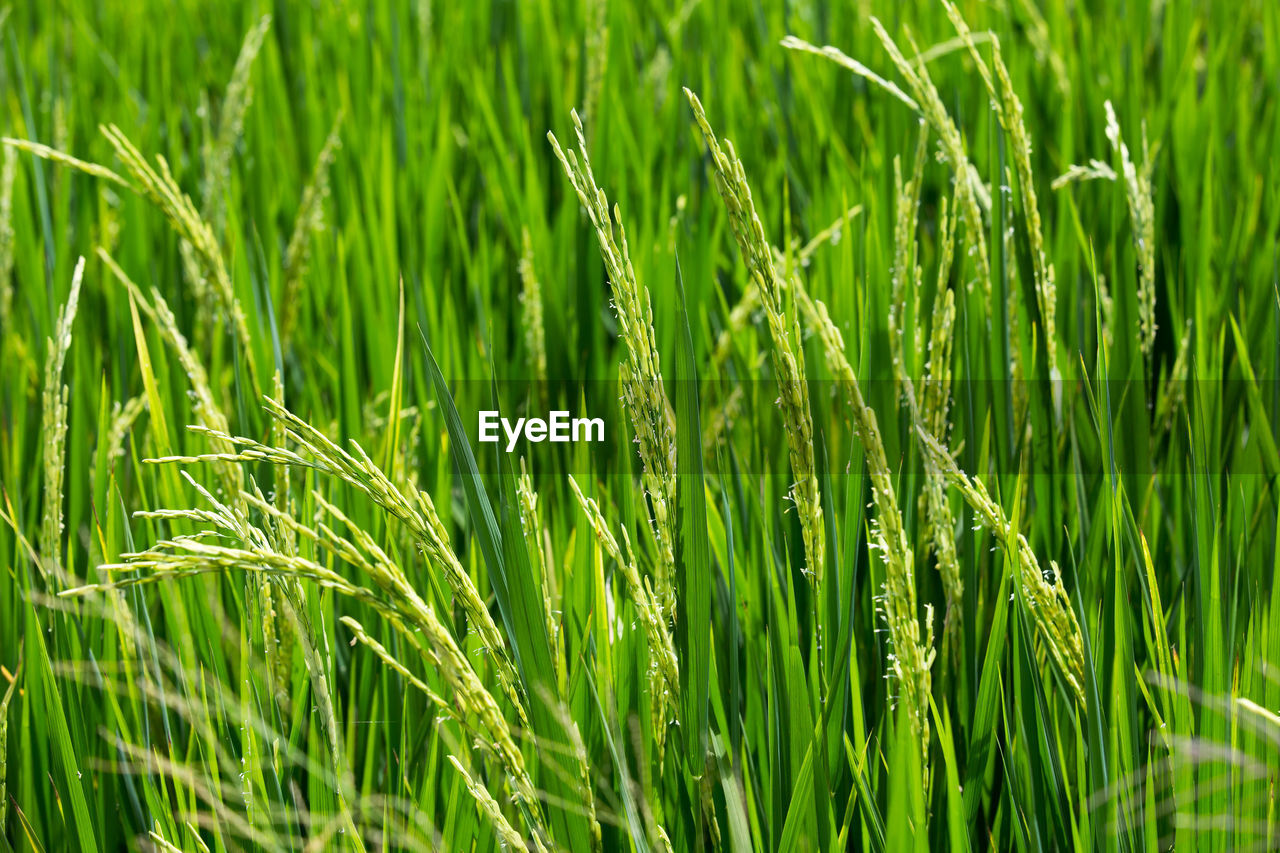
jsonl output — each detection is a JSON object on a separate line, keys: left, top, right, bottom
{"left": 2, "top": 0, "right": 1279, "bottom": 850}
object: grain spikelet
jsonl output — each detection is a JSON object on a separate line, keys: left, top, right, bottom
{"left": 802, "top": 290, "right": 933, "bottom": 778}
{"left": 548, "top": 112, "right": 678, "bottom": 620}
{"left": 684, "top": 88, "right": 824, "bottom": 585}
{"left": 915, "top": 427, "right": 1085, "bottom": 702}
{"left": 1104, "top": 99, "right": 1157, "bottom": 357}
{"left": 39, "top": 257, "right": 86, "bottom": 586}
{"left": 944, "top": 3, "right": 1061, "bottom": 415}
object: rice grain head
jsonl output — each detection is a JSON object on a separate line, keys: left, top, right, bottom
{"left": 39, "top": 256, "right": 86, "bottom": 587}
{"left": 804, "top": 291, "right": 933, "bottom": 780}
{"left": 548, "top": 112, "right": 678, "bottom": 621}
{"left": 916, "top": 426, "right": 1085, "bottom": 702}
{"left": 1104, "top": 99, "right": 1157, "bottom": 357}
{"left": 944, "top": 3, "right": 1061, "bottom": 418}
{"left": 867, "top": 18, "right": 993, "bottom": 305}
{"left": 684, "top": 88, "right": 825, "bottom": 586}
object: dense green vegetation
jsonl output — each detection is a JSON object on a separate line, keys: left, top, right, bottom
{"left": 3, "top": 0, "right": 1280, "bottom": 849}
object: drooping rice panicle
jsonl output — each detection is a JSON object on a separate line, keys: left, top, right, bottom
{"left": 39, "top": 257, "right": 86, "bottom": 587}
{"left": 448, "top": 756, "right": 533, "bottom": 853}
{"left": 72, "top": 472, "right": 546, "bottom": 834}
{"left": 915, "top": 427, "right": 1085, "bottom": 702}
{"left": 1051, "top": 159, "right": 1117, "bottom": 190}
{"left": 548, "top": 112, "right": 678, "bottom": 620}
{"left": 1104, "top": 99, "right": 1157, "bottom": 357}
{"left": 518, "top": 228, "right": 549, "bottom": 394}
{"left": 154, "top": 397, "right": 527, "bottom": 718}
{"left": 944, "top": 3, "right": 1062, "bottom": 415}
{"left": 98, "top": 123, "right": 262, "bottom": 390}
{"left": 282, "top": 111, "right": 344, "bottom": 343}
{"left": 685, "top": 88, "right": 825, "bottom": 586}
{"left": 801, "top": 289, "right": 933, "bottom": 779}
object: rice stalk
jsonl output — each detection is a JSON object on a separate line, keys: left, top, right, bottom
{"left": 71, "top": 468, "right": 547, "bottom": 838}
{"left": 98, "top": 249, "right": 244, "bottom": 502}
{"left": 1104, "top": 99, "right": 1157, "bottom": 357}
{"left": 282, "top": 111, "right": 344, "bottom": 343}
{"left": 583, "top": 0, "right": 608, "bottom": 133}
{"left": 913, "top": 194, "right": 963, "bottom": 641}
{"left": 102, "top": 394, "right": 148, "bottom": 464}
{"left": 915, "top": 427, "right": 1085, "bottom": 702}
{"left": 548, "top": 112, "right": 678, "bottom": 621}
{"left": 684, "top": 88, "right": 825, "bottom": 586}
{"left": 944, "top": 2, "right": 1062, "bottom": 414}
{"left": 801, "top": 290, "right": 933, "bottom": 780}
{"left": 517, "top": 459, "right": 561, "bottom": 686}
{"left": 39, "top": 256, "right": 86, "bottom": 588}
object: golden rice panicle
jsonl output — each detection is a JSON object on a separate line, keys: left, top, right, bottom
{"left": 1104, "top": 99, "right": 1157, "bottom": 357}
{"left": 39, "top": 256, "right": 86, "bottom": 586}
{"left": 805, "top": 294, "right": 932, "bottom": 778}
{"left": 548, "top": 111, "right": 677, "bottom": 619}
{"left": 944, "top": 3, "right": 1062, "bottom": 411}
{"left": 684, "top": 88, "right": 824, "bottom": 585}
